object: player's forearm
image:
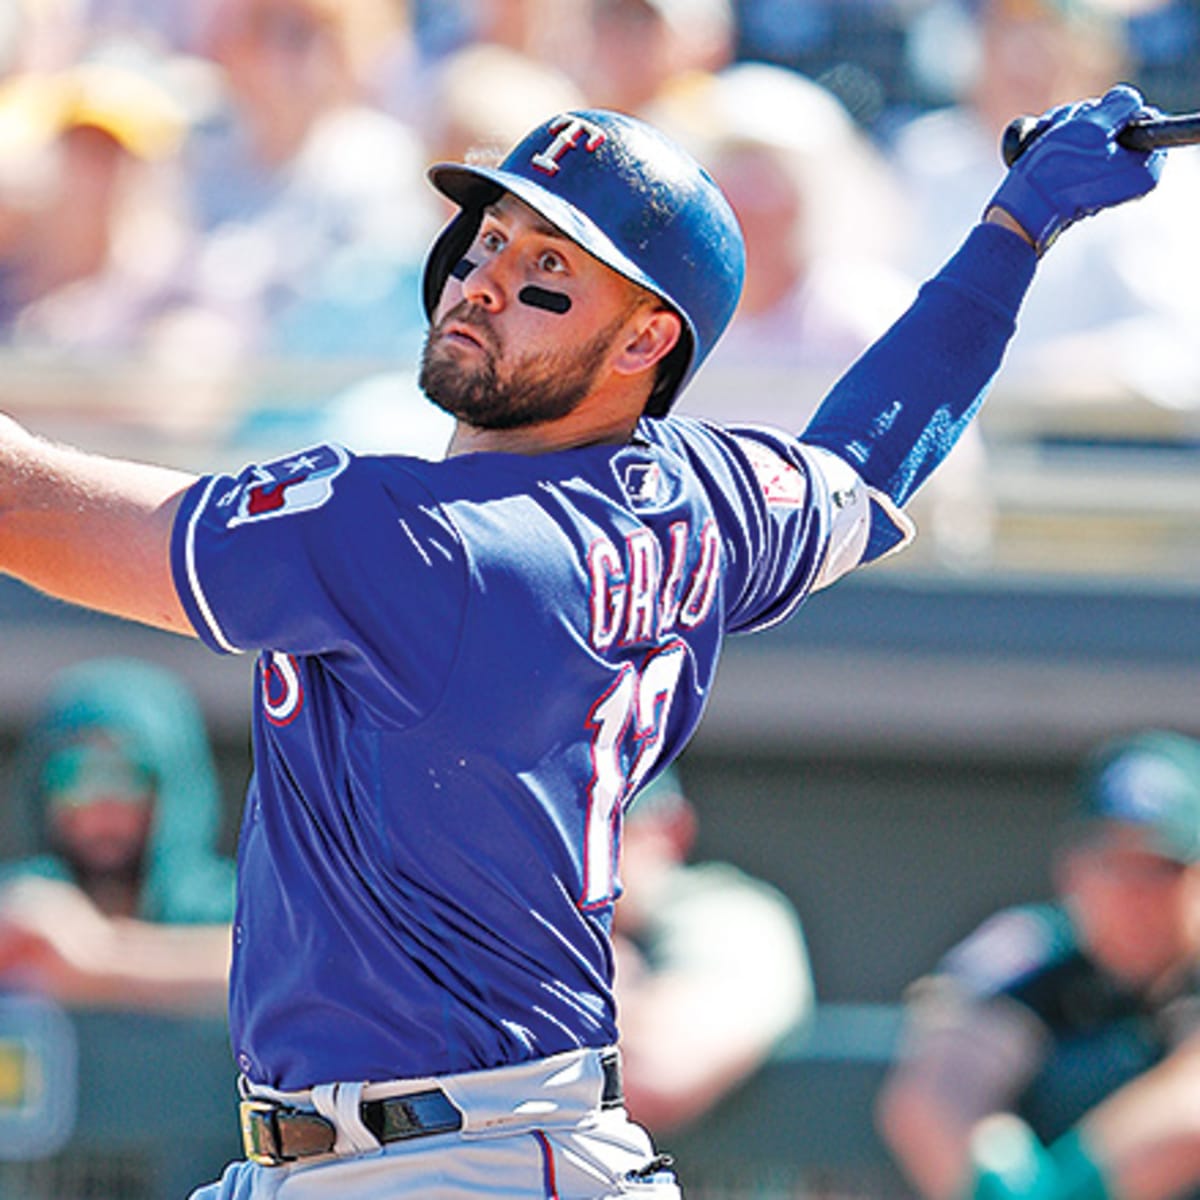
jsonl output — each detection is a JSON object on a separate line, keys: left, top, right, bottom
{"left": 0, "top": 414, "right": 196, "bottom": 634}
{"left": 0, "top": 879, "right": 232, "bottom": 1015}
{"left": 801, "top": 222, "right": 1036, "bottom": 559}
{"left": 1074, "top": 1041, "right": 1200, "bottom": 1200}
{"left": 89, "top": 921, "right": 232, "bottom": 1013}
{"left": 957, "top": 1073, "right": 1200, "bottom": 1200}
{"left": 803, "top": 85, "right": 1158, "bottom": 551}
{"left": 40, "top": 922, "right": 230, "bottom": 1014}
{"left": 876, "top": 1080, "right": 978, "bottom": 1200}
{"left": 984, "top": 206, "right": 1037, "bottom": 248}
{"left": 878, "top": 995, "right": 1047, "bottom": 1200}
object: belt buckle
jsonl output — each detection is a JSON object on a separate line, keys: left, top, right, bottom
{"left": 240, "top": 1099, "right": 288, "bottom": 1167}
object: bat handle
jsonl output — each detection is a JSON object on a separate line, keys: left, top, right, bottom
{"left": 1000, "top": 113, "right": 1199, "bottom": 166}
{"left": 1117, "top": 122, "right": 1162, "bottom": 153}
{"left": 1000, "top": 115, "right": 1042, "bottom": 167}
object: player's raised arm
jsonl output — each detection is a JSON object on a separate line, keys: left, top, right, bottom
{"left": 801, "top": 85, "right": 1164, "bottom": 562}
{"left": 0, "top": 413, "right": 196, "bottom": 635}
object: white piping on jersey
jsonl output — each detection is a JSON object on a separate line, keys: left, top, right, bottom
{"left": 185, "top": 476, "right": 242, "bottom": 655}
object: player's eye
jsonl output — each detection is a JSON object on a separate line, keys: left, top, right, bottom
{"left": 535, "top": 248, "right": 567, "bottom": 275}
{"left": 478, "top": 228, "right": 506, "bottom": 254}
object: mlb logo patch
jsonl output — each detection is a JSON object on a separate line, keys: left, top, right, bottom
{"left": 220, "top": 444, "right": 350, "bottom": 527}
{"left": 623, "top": 461, "right": 664, "bottom": 508}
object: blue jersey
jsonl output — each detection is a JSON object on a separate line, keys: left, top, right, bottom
{"left": 170, "top": 221, "right": 1037, "bottom": 1092}
{"left": 171, "top": 417, "right": 854, "bottom": 1089}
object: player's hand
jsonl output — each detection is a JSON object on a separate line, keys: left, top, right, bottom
{"left": 986, "top": 85, "right": 1165, "bottom": 254}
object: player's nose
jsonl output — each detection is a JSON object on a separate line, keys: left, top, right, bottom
{"left": 458, "top": 256, "right": 508, "bottom": 313}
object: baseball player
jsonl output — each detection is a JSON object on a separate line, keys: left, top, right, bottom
{"left": 0, "top": 86, "right": 1164, "bottom": 1199}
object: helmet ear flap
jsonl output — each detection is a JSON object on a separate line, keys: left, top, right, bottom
{"left": 422, "top": 207, "right": 485, "bottom": 319}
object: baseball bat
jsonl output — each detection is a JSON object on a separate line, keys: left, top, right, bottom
{"left": 1001, "top": 111, "right": 1200, "bottom": 167}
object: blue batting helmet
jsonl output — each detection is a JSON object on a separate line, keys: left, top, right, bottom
{"left": 422, "top": 109, "right": 746, "bottom": 416}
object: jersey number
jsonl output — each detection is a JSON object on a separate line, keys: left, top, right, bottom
{"left": 581, "top": 641, "right": 686, "bottom": 909}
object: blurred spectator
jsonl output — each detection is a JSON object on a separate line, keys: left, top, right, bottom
{"left": 0, "top": 58, "right": 191, "bottom": 350}
{"left": 0, "top": 657, "right": 234, "bottom": 1012}
{"left": 0, "top": 0, "right": 89, "bottom": 75}
{"left": 666, "top": 63, "right": 915, "bottom": 422}
{"left": 614, "top": 766, "right": 814, "bottom": 1135}
{"left": 80, "top": 0, "right": 201, "bottom": 56}
{"left": 420, "top": 40, "right": 585, "bottom": 178}
{"left": 573, "top": 0, "right": 735, "bottom": 117}
{"left": 906, "top": 0, "right": 1126, "bottom": 129}
{"left": 889, "top": 0, "right": 1200, "bottom": 409}
{"left": 449, "top": 0, "right": 590, "bottom": 67}
{"left": 732, "top": 0, "right": 920, "bottom": 131}
{"left": 1125, "top": 0, "right": 1200, "bottom": 115}
{"left": 166, "top": 0, "right": 438, "bottom": 375}
{"left": 876, "top": 730, "right": 1200, "bottom": 1200}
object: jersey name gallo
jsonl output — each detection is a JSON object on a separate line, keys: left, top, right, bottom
{"left": 587, "top": 519, "right": 720, "bottom": 650}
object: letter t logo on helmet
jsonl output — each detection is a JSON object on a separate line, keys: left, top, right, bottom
{"left": 422, "top": 108, "right": 746, "bottom": 416}
{"left": 530, "top": 116, "right": 607, "bottom": 176}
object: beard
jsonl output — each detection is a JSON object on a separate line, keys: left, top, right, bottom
{"left": 418, "top": 301, "right": 629, "bottom": 431}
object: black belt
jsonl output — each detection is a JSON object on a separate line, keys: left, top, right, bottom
{"left": 240, "top": 1050, "right": 623, "bottom": 1167}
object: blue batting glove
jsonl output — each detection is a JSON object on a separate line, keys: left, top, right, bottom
{"left": 988, "top": 84, "right": 1165, "bottom": 253}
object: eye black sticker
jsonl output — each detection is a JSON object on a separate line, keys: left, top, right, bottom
{"left": 518, "top": 285, "right": 572, "bottom": 314}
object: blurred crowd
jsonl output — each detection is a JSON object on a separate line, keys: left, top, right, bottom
{"left": 879, "top": 729, "right": 1200, "bottom": 1200}
{"left": 4, "top": 5, "right": 1200, "bottom": 1188}
{"left": 2, "top": 0, "right": 1200, "bottom": 555}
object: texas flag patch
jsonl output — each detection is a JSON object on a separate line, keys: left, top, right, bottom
{"left": 219, "top": 444, "right": 350, "bottom": 527}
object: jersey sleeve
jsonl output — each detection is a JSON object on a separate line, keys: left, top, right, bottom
{"left": 171, "top": 445, "right": 467, "bottom": 700}
{"left": 711, "top": 423, "right": 874, "bottom": 635}
{"left": 802, "top": 222, "right": 1037, "bottom": 561}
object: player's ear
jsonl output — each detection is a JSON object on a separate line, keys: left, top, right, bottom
{"left": 611, "top": 307, "right": 682, "bottom": 378}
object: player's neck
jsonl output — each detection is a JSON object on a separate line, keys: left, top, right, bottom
{"left": 447, "top": 389, "right": 646, "bottom": 457}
